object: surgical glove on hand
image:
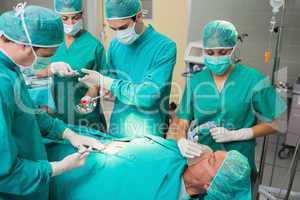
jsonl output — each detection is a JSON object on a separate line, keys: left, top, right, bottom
{"left": 210, "top": 127, "right": 254, "bottom": 143}
{"left": 177, "top": 138, "right": 204, "bottom": 158}
{"left": 79, "top": 68, "right": 114, "bottom": 90}
{"left": 50, "top": 62, "right": 78, "bottom": 77}
{"left": 62, "top": 128, "right": 105, "bottom": 151}
{"left": 50, "top": 149, "right": 90, "bottom": 177}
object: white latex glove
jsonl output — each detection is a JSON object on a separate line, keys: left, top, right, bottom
{"left": 50, "top": 62, "right": 78, "bottom": 77}
{"left": 50, "top": 148, "right": 90, "bottom": 177}
{"left": 210, "top": 127, "right": 254, "bottom": 143}
{"left": 78, "top": 68, "right": 114, "bottom": 90}
{"left": 177, "top": 138, "right": 204, "bottom": 158}
{"left": 62, "top": 128, "right": 105, "bottom": 151}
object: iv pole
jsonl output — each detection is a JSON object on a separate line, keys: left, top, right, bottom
{"left": 254, "top": 0, "right": 287, "bottom": 199}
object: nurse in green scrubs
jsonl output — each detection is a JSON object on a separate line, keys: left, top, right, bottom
{"left": 168, "top": 20, "right": 287, "bottom": 176}
{"left": 38, "top": 0, "right": 107, "bottom": 131}
{"left": 0, "top": 4, "right": 107, "bottom": 200}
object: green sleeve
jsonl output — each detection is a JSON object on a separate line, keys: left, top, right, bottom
{"left": 94, "top": 42, "right": 107, "bottom": 73}
{"left": 252, "top": 77, "right": 287, "bottom": 122}
{"left": 0, "top": 96, "right": 52, "bottom": 195}
{"left": 110, "top": 41, "right": 177, "bottom": 108}
{"left": 36, "top": 111, "right": 67, "bottom": 139}
{"left": 105, "top": 42, "right": 118, "bottom": 79}
{"left": 176, "top": 77, "right": 194, "bottom": 121}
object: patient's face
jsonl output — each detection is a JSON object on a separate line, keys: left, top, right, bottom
{"left": 186, "top": 151, "right": 226, "bottom": 191}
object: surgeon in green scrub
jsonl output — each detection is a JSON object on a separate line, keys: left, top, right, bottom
{"left": 0, "top": 4, "right": 106, "bottom": 200}
{"left": 79, "top": 0, "right": 177, "bottom": 138}
{"left": 167, "top": 20, "right": 287, "bottom": 177}
{"left": 37, "top": 0, "right": 107, "bottom": 131}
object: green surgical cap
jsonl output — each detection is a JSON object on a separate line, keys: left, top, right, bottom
{"left": 105, "top": 0, "right": 142, "bottom": 20}
{"left": 54, "top": 0, "right": 83, "bottom": 14}
{"left": 205, "top": 150, "right": 251, "bottom": 200}
{"left": 0, "top": 3, "right": 64, "bottom": 47}
{"left": 202, "top": 20, "right": 238, "bottom": 49}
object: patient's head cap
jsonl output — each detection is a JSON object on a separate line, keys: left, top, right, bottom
{"left": 205, "top": 150, "right": 251, "bottom": 200}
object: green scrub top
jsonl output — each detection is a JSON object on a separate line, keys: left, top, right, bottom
{"left": 51, "top": 31, "right": 107, "bottom": 131}
{"left": 106, "top": 25, "right": 177, "bottom": 138}
{"left": 177, "top": 64, "right": 287, "bottom": 170}
{"left": 46, "top": 127, "right": 186, "bottom": 200}
{"left": 0, "top": 52, "right": 67, "bottom": 200}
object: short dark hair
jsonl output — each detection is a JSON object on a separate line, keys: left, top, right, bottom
{"left": 131, "top": 15, "right": 137, "bottom": 21}
{"left": 0, "top": 34, "right": 11, "bottom": 43}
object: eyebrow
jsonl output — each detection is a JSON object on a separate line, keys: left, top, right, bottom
{"left": 110, "top": 24, "right": 130, "bottom": 30}
{"left": 62, "top": 15, "right": 81, "bottom": 20}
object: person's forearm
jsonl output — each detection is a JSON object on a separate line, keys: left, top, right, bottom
{"left": 110, "top": 79, "right": 161, "bottom": 108}
{"left": 252, "top": 121, "right": 278, "bottom": 138}
{"left": 37, "top": 111, "right": 67, "bottom": 140}
{"left": 167, "top": 119, "right": 190, "bottom": 141}
{"left": 85, "top": 86, "right": 99, "bottom": 98}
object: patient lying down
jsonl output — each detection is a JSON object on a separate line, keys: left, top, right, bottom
{"left": 46, "top": 135, "right": 251, "bottom": 200}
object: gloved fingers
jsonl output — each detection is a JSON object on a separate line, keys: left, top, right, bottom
{"left": 79, "top": 151, "right": 90, "bottom": 160}
{"left": 188, "top": 141, "right": 204, "bottom": 151}
{"left": 212, "top": 134, "right": 226, "bottom": 142}
{"left": 78, "top": 76, "right": 92, "bottom": 85}
{"left": 211, "top": 128, "right": 227, "bottom": 137}
{"left": 186, "top": 147, "right": 202, "bottom": 157}
{"left": 81, "top": 68, "right": 95, "bottom": 75}
{"left": 56, "top": 70, "right": 73, "bottom": 77}
{"left": 90, "top": 142, "right": 106, "bottom": 151}
{"left": 188, "top": 146, "right": 203, "bottom": 155}
{"left": 210, "top": 127, "right": 220, "bottom": 134}
{"left": 215, "top": 139, "right": 223, "bottom": 143}
{"left": 78, "top": 79, "right": 94, "bottom": 88}
{"left": 211, "top": 133, "right": 220, "bottom": 139}
{"left": 64, "top": 71, "right": 77, "bottom": 77}
{"left": 182, "top": 151, "right": 196, "bottom": 159}
{"left": 66, "top": 64, "right": 74, "bottom": 71}
{"left": 77, "top": 144, "right": 90, "bottom": 153}
{"left": 77, "top": 145, "right": 91, "bottom": 154}
{"left": 57, "top": 70, "right": 65, "bottom": 77}
{"left": 213, "top": 134, "right": 230, "bottom": 143}
{"left": 213, "top": 137, "right": 222, "bottom": 142}
{"left": 181, "top": 144, "right": 202, "bottom": 156}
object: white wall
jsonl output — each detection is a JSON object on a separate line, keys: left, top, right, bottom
{"left": 83, "top": 0, "right": 104, "bottom": 40}
{"left": 188, "top": 0, "right": 300, "bottom": 84}
{"left": 1, "top": 0, "right": 53, "bottom": 12}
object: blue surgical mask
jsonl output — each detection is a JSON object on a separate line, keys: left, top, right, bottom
{"left": 64, "top": 19, "right": 82, "bottom": 36}
{"left": 116, "top": 23, "right": 141, "bottom": 45}
{"left": 204, "top": 50, "right": 235, "bottom": 76}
